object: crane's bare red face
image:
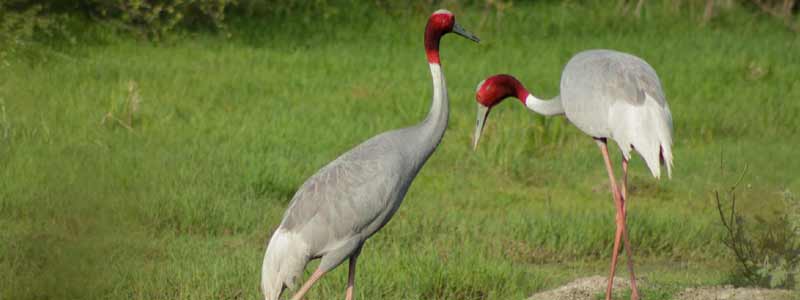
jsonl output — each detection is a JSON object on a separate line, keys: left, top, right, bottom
{"left": 475, "top": 75, "right": 528, "bottom": 108}
{"left": 428, "top": 11, "right": 456, "bottom": 34}
{"left": 424, "top": 11, "right": 455, "bottom": 64}
{"left": 425, "top": 10, "right": 479, "bottom": 64}
{"left": 472, "top": 75, "right": 528, "bottom": 150}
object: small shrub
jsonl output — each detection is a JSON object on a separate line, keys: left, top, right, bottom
{"left": 715, "top": 165, "right": 800, "bottom": 289}
{"left": 102, "top": 80, "right": 142, "bottom": 131}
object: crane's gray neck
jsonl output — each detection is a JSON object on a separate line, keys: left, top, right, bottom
{"left": 525, "top": 94, "right": 565, "bottom": 116}
{"left": 413, "top": 63, "right": 448, "bottom": 161}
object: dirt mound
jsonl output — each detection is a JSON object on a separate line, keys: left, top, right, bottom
{"left": 527, "top": 276, "right": 631, "bottom": 300}
{"left": 527, "top": 276, "right": 797, "bottom": 300}
{"left": 674, "top": 286, "right": 795, "bottom": 300}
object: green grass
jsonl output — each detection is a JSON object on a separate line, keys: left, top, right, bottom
{"left": 1, "top": 2, "right": 799, "bottom": 299}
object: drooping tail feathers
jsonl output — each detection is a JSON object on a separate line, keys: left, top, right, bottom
{"left": 261, "top": 229, "right": 309, "bottom": 300}
{"left": 609, "top": 93, "right": 673, "bottom": 179}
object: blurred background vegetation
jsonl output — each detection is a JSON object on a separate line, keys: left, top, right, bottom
{"left": 1, "top": 0, "right": 798, "bottom": 299}
{"left": 0, "top": 0, "right": 797, "bottom": 69}
{"left": 1, "top": 0, "right": 797, "bottom": 43}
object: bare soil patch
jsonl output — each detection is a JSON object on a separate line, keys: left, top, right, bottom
{"left": 674, "top": 286, "right": 795, "bottom": 300}
{"left": 528, "top": 276, "right": 631, "bottom": 300}
{"left": 527, "top": 276, "right": 796, "bottom": 300}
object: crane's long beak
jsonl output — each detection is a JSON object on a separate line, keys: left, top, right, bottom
{"left": 452, "top": 22, "right": 480, "bottom": 43}
{"left": 473, "top": 103, "right": 490, "bottom": 150}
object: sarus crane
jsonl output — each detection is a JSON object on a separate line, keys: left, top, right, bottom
{"left": 472, "top": 49, "right": 673, "bottom": 300}
{"left": 260, "top": 9, "right": 479, "bottom": 300}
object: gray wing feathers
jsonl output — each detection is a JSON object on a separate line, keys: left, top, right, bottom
{"left": 272, "top": 135, "right": 404, "bottom": 273}
{"left": 569, "top": 50, "right": 666, "bottom": 108}
{"left": 280, "top": 136, "right": 402, "bottom": 240}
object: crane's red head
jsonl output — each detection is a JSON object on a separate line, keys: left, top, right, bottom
{"left": 475, "top": 74, "right": 530, "bottom": 108}
{"left": 472, "top": 74, "right": 530, "bottom": 150}
{"left": 425, "top": 9, "right": 480, "bottom": 64}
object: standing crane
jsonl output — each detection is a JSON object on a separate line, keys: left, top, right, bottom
{"left": 260, "top": 9, "right": 479, "bottom": 300}
{"left": 471, "top": 50, "right": 673, "bottom": 300}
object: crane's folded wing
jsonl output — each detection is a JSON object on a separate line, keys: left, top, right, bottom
{"left": 280, "top": 149, "right": 403, "bottom": 242}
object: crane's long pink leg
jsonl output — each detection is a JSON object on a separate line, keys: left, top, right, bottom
{"left": 598, "top": 140, "right": 625, "bottom": 300}
{"left": 345, "top": 255, "right": 359, "bottom": 300}
{"left": 621, "top": 158, "right": 640, "bottom": 300}
{"left": 290, "top": 268, "right": 326, "bottom": 300}
{"left": 621, "top": 157, "right": 628, "bottom": 202}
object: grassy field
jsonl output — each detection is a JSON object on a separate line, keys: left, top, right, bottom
{"left": 1, "top": 1, "right": 799, "bottom": 299}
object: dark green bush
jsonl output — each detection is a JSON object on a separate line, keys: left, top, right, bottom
{"left": 1, "top": 0, "right": 236, "bottom": 41}
{"left": 83, "top": 0, "right": 237, "bottom": 39}
{"left": 0, "top": 1, "right": 67, "bottom": 67}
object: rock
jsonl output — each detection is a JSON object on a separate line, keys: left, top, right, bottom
{"left": 528, "top": 276, "right": 632, "bottom": 300}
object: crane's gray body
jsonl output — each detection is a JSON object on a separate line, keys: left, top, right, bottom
{"left": 558, "top": 50, "right": 673, "bottom": 178}
{"left": 280, "top": 116, "right": 443, "bottom": 271}
{"left": 560, "top": 50, "right": 668, "bottom": 136}
{"left": 261, "top": 64, "right": 449, "bottom": 297}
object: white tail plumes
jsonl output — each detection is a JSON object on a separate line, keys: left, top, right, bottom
{"left": 261, "top": 229, "right": 310, "bottom": 300}
{"left": 609, "top": 93, "right": 673, "bottom": 179}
